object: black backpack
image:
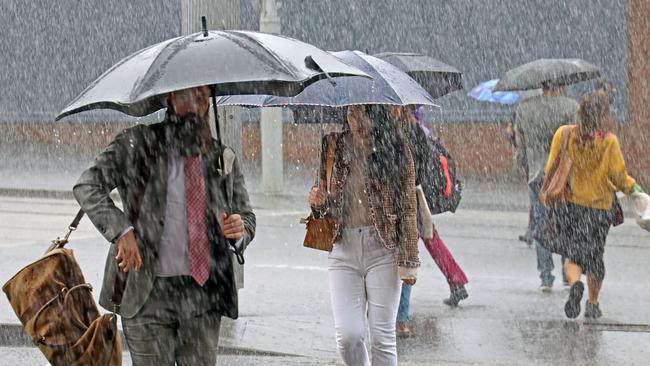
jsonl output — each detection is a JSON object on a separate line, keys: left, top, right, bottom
{"left": 409, "top": 126, "right": 462, "bottom": 215}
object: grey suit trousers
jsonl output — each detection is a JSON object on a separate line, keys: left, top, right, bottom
{"left": 122, "top": 276, "right": 221, "bottom": 366}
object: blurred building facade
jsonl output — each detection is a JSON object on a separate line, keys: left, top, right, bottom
{"left": 1, "top": 0, "right": 648, "bottom": 187}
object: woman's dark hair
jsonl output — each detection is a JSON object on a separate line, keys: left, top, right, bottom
{"left": 363, "top": 105, "right": 407, "bottom": 201}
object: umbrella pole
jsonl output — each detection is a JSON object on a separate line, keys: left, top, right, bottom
{"left": 210, "top": 89, "right": 224, "bottom": 158}
{"left": 318, "top": 111, "right": 324, "bottom": 187}
{"left": 210, "top": 87, "right": 245, "bottom": 265}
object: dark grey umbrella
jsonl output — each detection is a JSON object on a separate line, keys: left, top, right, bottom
{"left": 494, "top": 58, "right": 601, "bottom": 92}
{"left": 214, "top": 50, "right": 438, "bottom": 108}
{"left": 55, "top": 29, "right": 368, "bottom": 121}
{"left": 373, "top": 52, "right": 463, "bottom": 99}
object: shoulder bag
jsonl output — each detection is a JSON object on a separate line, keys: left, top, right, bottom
{"left": 540, "top": 125, "right": 574, "bottom": 207}
{"left": 300, "top": 134, "right": 337, "bottom": 251}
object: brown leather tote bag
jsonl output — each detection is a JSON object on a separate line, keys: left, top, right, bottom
{"left": 540, "top": 125, "right": 574, "bottom": 207}
{"left": 301, "top": 135, "right": 337, "bottom": 251}
{"left": 2, "top": 211, "right": 122, "bottom": 366}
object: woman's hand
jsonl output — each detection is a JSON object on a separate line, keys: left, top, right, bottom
{"left": 309, "top": 181, "right": 327, "bottom": 208}
{"left": 399, "top": 266, "right": 417, "bottom": 286}
{"left": 402, "top": 278, "right": 416, "bottom": 286}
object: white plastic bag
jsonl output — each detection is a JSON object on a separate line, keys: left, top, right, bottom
{"left": 631, "top": 191, "right": 650, "bottom": 231}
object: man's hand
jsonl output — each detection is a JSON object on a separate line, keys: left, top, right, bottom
{"left": 309, "top": 181, "right": 327, "bottom": 208}
{"left": 220, "top": 213, "right": 245, "bottom": 240}
{"left": 115, "top": 230, "right": 142, "bottom": 273}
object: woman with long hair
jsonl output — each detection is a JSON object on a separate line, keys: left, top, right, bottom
{"left": 308, "top": 104, "right": 419, "bottom": 365}
{"left": 546, "top": 90, "right": 643, "bottom": 319}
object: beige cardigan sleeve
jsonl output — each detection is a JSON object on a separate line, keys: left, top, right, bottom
{"left": 397, "top": 145, "right": 420, "bottom": 271}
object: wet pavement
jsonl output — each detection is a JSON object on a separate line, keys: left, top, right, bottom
{"left": 1, "top": 187, "right": 649, "bottom": 365}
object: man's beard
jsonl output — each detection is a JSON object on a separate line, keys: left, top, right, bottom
{"left": 165, "top": 111, "right": 211, "bottom": 157}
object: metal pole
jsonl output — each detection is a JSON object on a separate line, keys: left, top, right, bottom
{"left": 259, "top": 0, "right": 284, "bottom": 194}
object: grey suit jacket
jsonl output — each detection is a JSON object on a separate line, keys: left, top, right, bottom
{"left": 73, "top": 121, "right": 255, "bottom": 319}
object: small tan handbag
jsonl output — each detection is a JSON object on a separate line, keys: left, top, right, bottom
{"left": 540, "top": 125, "right": 574, "bottom": 207}
{"left": 300, "top": 135, "right": 337, "bottom": 251}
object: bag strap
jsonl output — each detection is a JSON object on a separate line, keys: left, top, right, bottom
{"left": 47, "top": 209, "right": 85, "bottom": 253}
{"left": 69, "top": 209, "right": 85, "bottom": 230}
{"left": 560, "top": 125, "right": 574, "bottom": 154}
{"left": 31, "top": 283, "right": 94, "bottom": 346}
{"left": 325, "top": 134, "right": 337, "bottom": 193}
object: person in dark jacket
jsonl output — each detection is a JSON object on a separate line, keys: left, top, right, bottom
{"left": 514, "top": 85, "right": 577, "bottom": 291}
{"left": 74, "top": 86, "right": 256, "bottom": 365}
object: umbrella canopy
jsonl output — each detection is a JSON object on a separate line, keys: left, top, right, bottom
{"left": 468, "top": 79, "right": 541, "bottom": 105}
{"left": 56, "top": 30, "right": 369, "bottom": 120}
{"left": 494, "top": 58, "right": 601, "bottom": 92}
{"left": 373, "top": 52, "right": 463, "bottom": 99}
{"left": 214, "top": 50, "right": 438, "bottom": 108}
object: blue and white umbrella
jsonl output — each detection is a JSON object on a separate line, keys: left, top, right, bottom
{"left": 467, "top": 79, "right": 523, "bottom": 105}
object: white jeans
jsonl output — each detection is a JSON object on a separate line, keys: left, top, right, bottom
{"left": 328, "top": 226, "right": 401, "bottom": 366}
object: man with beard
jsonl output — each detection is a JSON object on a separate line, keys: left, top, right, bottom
{"left": 73, "top": 86, "right": 256, "bottom": 365}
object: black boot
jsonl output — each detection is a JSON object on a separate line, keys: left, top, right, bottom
{"left": 443, "top": 285, "right": 468, "bottom": 307}
{"left": 518, "top": 230, "right": 532, "bottom": 246}
{"left": 564, "top": 281, "right": 584, "bottom": 319}
{"left": 584, "top": 301, "right": 602, "bottom": 319}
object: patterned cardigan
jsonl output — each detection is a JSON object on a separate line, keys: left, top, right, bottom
{"left": 312, "top": 131, "right": 420, "bottom": 269}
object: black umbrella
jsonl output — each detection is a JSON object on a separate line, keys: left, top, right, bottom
{"left": 494, "top": 58, "right": 601, "bottom": 92}
{"left": 373, "top": 52, "right": 463, "bottom": 99}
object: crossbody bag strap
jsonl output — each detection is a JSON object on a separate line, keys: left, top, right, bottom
{"left": 325, "top": 134, "right": 337, "bottom": 193}
{"left": 560, "top": 125, "right": 574, "bottom": 153}
{"left": 46, "top": 209, "right": 85, "bottom": 253}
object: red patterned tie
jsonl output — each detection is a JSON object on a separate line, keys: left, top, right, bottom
{"left": 185, "top": 155, "right": 211, "bottom": 286}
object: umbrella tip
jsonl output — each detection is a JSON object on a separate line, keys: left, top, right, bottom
{"left": 201, "top": 16, "right": 208, "bottom": 37}
{"left": 305, "top": 55, "right": 336, "bottom": 87}
{"left": 304, "top": 55, "right": 320, "bottom": 71}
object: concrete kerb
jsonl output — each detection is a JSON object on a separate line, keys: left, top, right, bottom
{"left": 0, "top": 186, "right": 532, "bottom": 212}
{"left": 0, "top": 185, "right": 642, "bottom": 216}
{"left": 0, "top": 188, "right": 309, "bottom": 212}
{"left": 0, "top": 183, "right": 643, "bottom": 221}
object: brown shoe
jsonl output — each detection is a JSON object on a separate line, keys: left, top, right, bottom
{"left": 396, "top": 322, "right": 411, "bottom": 338}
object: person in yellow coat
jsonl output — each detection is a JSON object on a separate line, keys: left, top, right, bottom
{"left": 545, "top": 90, "right": 644, "bottom": 319}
